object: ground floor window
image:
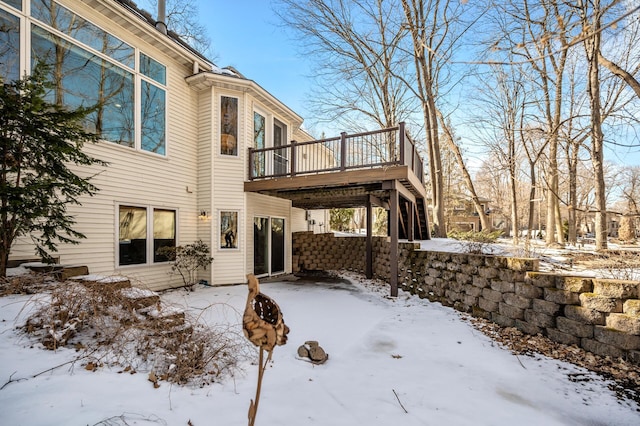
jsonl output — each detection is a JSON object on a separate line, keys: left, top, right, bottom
{"left": 220, "top": 210, "right": 238, "bottom": 249}
{"left": 118, "top": 205, "right": 176, "bottom": 266}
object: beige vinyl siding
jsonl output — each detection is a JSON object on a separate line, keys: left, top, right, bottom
{"left": 291, "top": 207, "right": 308, "bottom": 233}
{"left": 246, "top": 193, "right": 293, "bottom": 277}
{"left": 9, "top": 8, "right": 200, "bottom": 291}
{"left": 196, "top": 88, "right": 214, "bottom": 284}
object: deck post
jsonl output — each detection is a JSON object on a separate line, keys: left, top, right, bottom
{"left": 248, "top": 147, "right": 254, "bottom": 180}
{"left": 366, "top": 196, "right": 373, "bottom": 279}
{"left": 408, "top": 201, "right": 415, "bottom": 242}
{"left": 340, "top": 132, "right": 347, "bottom": 171}
{"left": 290, "top": 140, "right": 297, "bottom": 177}
{"left": 399, "top": 121, "right": 405, "bottom": 165}
{"left": 390, "top": 189, "right": 399, "bottom": 297}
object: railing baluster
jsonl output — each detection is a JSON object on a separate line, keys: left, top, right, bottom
{"left": 399, "top": 121, "right": 405, "bottom": 166}
{"left": 340, "top": 132, "right": 347, "bottom": 171}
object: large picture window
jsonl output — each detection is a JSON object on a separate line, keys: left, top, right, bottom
{"left": 119, "top": 205, "right": 176, "bottom": 266}
{"left": 220, "top": 96, "right": 238, "bottom": 156}
{"left": 0, "top": 1, "right": 168, "bottom": 155}
{"left": 0, "top": 8, "right": 20, "bottom": 82}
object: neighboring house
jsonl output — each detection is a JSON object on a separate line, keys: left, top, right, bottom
{"left": 2, "top": 0, "right": 428, "bottom": 291}
{"left": 445, "top": 196, "right": 492, "bottom": 233}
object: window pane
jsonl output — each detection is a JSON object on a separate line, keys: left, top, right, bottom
{"left": 119, "top": 206, "right": 147, "bottom": 265}
{"left": 140, "top": 52, "right": 165, "bottom": 85}
{"left": 221, "top": 96, "right": 238, "bottom": 155}
{"left": 273, "top": 119, "right": 288, "bottom": 175}
{"left": 31, "top": 24, "right": 135, "bottom": 146}
{"left": 253, "top": 112, "right": 265, "bottom": 176}
{"left": 271, "top": 218, "right": 285, "bottom": 273}
{"left": 153, "top": 209, "right": 175, "bottom": 262}
{"left": 220, "top": 211, "right": 238, "bottom": 249}
{"left": 254, "top": 112, "right": 265, "bottom": 149}
{"left": 31, "top": 0, "right": 134, "bottom": 67}
{"left": 0, "top": 0, "right": 21, "bottom": 10}
{"left": 141, "top": 80, "right": 166, "bottom": 154}
{"left": 0, "top": 9, "right": 20, "bottom": 82}
{"left": 253, "top": 217, "right": 269, "bottom": 275}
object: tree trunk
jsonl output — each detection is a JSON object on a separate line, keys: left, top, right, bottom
{"left": 438, "top": 111, "right": 490, "bottom": 231}
{"left": 584, "top": 0, "right": 608, "bottom": 251}
{"left": 426, "top": 95, "right": 446, "bottom": 237}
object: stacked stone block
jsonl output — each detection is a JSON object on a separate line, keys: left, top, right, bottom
{"left": 292, "top": 231, "right": 405, "bottom": 280}
{"left": 401, "top": 249, "right": 640, "bottom": 365}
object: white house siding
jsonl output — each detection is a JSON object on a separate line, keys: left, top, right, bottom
{"left": 291, "top": 208, "right": 309, "bottom": 233}
{"left": 196, "top": 89, "right": 214, "bottom": 285}
{"left": 8, "top": 1, "right": 201, "bottom": 291}
{"left": 291, "top": 209, "right": 331, "bottom": 234}
{"left": 246, "top": 193, "right": 293, "bottom": 277}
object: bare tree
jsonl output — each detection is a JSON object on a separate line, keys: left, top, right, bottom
{"left": 399, "top": 0, "right": 478, "bottom": 237}
{"left": 135, "top": 0, "right": 212, "bottom": 56}
{"left": 274, "top": 0, "right": 417, "bottom": 134}
{"left": 619, "top": 166, "right": 640, "bottom": 214}
{"left": 439, "top": 114, "right": 491, "bottom": 232}
{"left": 471, "top": 63, "right": 530, "bottom": 242}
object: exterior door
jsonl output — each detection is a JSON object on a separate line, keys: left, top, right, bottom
{"left": 253, "top": 216, "right": 285, "bottom": 276}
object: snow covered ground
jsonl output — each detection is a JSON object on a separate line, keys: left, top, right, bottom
{"left": 1, "top": 272, "right": 639, "bottom": 426}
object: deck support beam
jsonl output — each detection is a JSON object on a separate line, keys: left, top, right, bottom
{"left": 390, "top": 188, "right": 399, "bottom": 297}
{"left": 366, "top": 196, "right": 373, "bottom": 279}
{"left": 408, "top": 200, "right": 415, "bottom": 242}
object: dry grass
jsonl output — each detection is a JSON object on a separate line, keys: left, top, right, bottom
{"left": 15, "top": 276, "right": 252, "bottom": 387}
{"left": 0, "top": 272, "right": 56, "bottom": 295}
{"left": 570, "top": 250, "right": 640, "bottom": 281}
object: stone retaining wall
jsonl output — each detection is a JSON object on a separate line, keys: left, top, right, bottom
{"left": 292, "top": 232, "right": 640, "bottom": 365}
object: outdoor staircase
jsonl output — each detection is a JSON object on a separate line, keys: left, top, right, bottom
{"left": 69, "top": 274, "right": 189, "bottom": 333}
{"left": 398, "top": 197, "right": 430, "bottom": 240}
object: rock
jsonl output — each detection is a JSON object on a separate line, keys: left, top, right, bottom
{"left": 297, "top": 340, "right": 329, "bottom": 364}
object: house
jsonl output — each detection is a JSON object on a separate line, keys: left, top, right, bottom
{"left": 2, "top": 0, "right": 428, "bottom": 292}
{"left": 445, "top": 196, "right": 492, "bottom": 233}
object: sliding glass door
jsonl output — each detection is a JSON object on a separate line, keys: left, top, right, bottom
{"left": 253, "top": 216, "right": 285, "bottom": 276}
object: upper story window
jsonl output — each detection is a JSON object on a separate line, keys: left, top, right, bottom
{"left": 0, "top": 0, "right": 167, "bottom": 155}
{"left": 220, "top": 96, "right": 238, "bottom": 156}
{"left": 0, "top": 0, "right": 21, "bottom": 10}
{"left": 0, "top": 8, "right": 20, "bottom": 82}
{"left": 31, "top": 0, "right": 135, "bottom": 67}
{"left": 253, "top": 111, "right": 266, "bottom": 176}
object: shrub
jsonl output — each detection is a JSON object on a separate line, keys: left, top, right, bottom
{"left": 23, "top": 278, "right": 250, "bottom": 386}
{"left": 158, "top": 240, "right": 213, "bottom": 290}
{"left": 447, "top": 229, "right": 503, "bottom": 254}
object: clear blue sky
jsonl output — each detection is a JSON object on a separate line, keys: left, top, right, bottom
{"left": 196, "top": 0, "right": 313, "bottom": 127}
{"left": 193, "top": 1, "right": 639, "bottom": 168}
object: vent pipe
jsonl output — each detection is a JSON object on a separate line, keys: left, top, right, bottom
{"left": 155, "top": 0, "right": 167, "bottom": 35}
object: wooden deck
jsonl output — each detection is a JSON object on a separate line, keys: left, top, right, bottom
{"left": 245, "top": 122, "right": 430, "bottom": 297}
{"left": 245, "top": 122, "right": 427, "bottom": 210}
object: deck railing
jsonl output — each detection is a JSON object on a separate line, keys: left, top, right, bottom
{"left": 248, "top": 122, "right": 424, "bottom": 184}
